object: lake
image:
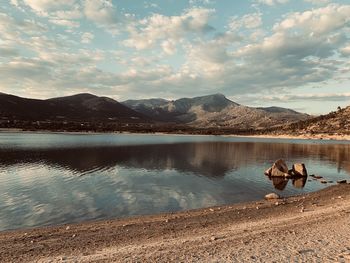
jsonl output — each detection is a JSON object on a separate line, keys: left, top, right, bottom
{"left": 0, "top": 132, "right": 349, "bottom": 231}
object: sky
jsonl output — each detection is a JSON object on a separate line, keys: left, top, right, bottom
{"left": 0, "top": 0, "right": 349, "bottom": 114}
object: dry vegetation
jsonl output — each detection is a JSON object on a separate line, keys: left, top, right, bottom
{"left": 277, "top": 106, "right": 350, "bottom": 135}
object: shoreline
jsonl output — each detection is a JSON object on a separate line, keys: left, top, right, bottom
{"left": 1, "top": 184, "right": 349, "bottom": 262}
{"left": 1, "top": 128, "right": 350, "bottom": 141}
{"left": 226, "top": 133, "right": 350, "bottom": 141}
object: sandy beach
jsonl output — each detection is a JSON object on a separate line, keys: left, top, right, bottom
{"left": 1, "top": 128, "right": 350, "bottom": 142}
{"left": 0, "top": 183, "right": 349, "bottom": 262}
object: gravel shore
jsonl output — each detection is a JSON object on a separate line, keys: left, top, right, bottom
{"left": 1, "top": 184, "right": 349, "bottom": 262}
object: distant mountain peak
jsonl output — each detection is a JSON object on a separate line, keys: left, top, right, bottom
{"left": 48, "top": 93, "right": 98, "bottom": 101}
{"left": 123, "top": 93, "right": 309, "bottom": 127}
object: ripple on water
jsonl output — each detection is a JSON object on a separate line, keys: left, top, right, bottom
{"left": 0, "top": 132, "right": 349, "bottom": 231}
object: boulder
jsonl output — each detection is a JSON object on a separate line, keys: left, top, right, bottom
{"left": 292, "top": 163, "right": 307, "bottom": 177}
{"left": 270, "top": 159, "right": 289, "bottom": 177}
{"left": 264, "top": 167, "right": 272, "bottom": 176}
{"left": 265, "top": 193, "right": 280, "bottom": 200}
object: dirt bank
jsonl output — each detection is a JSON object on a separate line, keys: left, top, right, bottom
{"left": 0, "top": 184, "right": 349, "bottom": 262}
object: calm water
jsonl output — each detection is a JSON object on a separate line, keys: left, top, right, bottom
{"left": 0, "top": 132, "right": 349, "bottom": 231}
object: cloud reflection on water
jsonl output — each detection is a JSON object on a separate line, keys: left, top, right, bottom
{"left": 0, "top": 140, "right": 349, "bottom": 231}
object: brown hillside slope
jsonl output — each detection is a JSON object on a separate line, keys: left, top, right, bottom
{"left": 279, "top": 106, "right": 350, "bottom": 135}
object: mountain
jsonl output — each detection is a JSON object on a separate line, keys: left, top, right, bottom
{"left": 284, "top": 106, "right": 350, "bottom": 134}
{"left": 0, "top": 92, "right": 310, "bottom": 129}
{"left": 123, "top": 94, "right": 309, "bottom": 129}
{"left": 0, "top": 93, "right": 149, "bottom": 122}
{"left": 123, "top": 93, "right": 239, "bottom": 123}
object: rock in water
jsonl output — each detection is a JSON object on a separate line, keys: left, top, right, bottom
{"left": 265, "top": 193, "right": 280, "bottom": 200}
{"left": 274, "top": 159, "right": 289, "bottom": 173}
{"left": 337, "top": 180, "right": 347, "bottom": 184}
{"left": 264, "top": 167, "right": 272, "bottom": 176}
{"left": 270, "top": 159, "right": 289, "bottom": 177}
{"left": 292, "top": 163, "right": 308, "bottom": 177}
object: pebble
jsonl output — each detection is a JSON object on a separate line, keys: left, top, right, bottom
{"left": 209, "top": 208, "right": 214, "bottom": 212}
{"left": 72, "top": 234, "right": 76, "bottom": 238}
{"left": 65, "top": 226, "right": 70, "bottom": 230}
{"left": 265, "top": 193, "right": 280, "bottom": 200}
{"left": 210, "top": 236, "right": 217, "bottom": 241}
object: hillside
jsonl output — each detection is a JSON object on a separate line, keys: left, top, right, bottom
{"left": 0, "top": 92, "right": 311, "bottom": 130}
{"left": 123, "top": 94, "right": 238, "bottom": 123}
{"left": 0, "top": 93, "right": 149, "bottom": 123}
{"left": 282, "top": 106, "right": 350, "bottom": 135}
{"left": 123, "top": 94, "right": 309, "bottom": 129}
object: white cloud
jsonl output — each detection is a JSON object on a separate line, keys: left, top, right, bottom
{"left": 0, "top": 12, "right": 48, "bottom": 41}
{"left": 81, "top": 32, "right": 95, "bottom": 44}
{"left": 189, "top": 0, "right": 214, "bottom": 5}
{"left": 84, "top": 0, "right": 118, "bottom": 25}
{"left": 304, "top": 0, "right": 330, "bottom": 5}
{"left": 10, "top": 0, "right": 19, "bottom": 6}
{"left": 161, "top": 40, "right": 177, "bottom": 55}
{"left": 229, "top": 13, "right": 262, "bottom": 31}
{"left": 340, "top": 45, "right": 350, "bottom": 56}
{"left": 22, "top": 0, "right": 76, "bottom": 16}
{"left": 49, "top": 19, "right": 80, "bottom": 28}
{"left": 54, "top": 8, "right": 82, "bottom": 20}
{"left": 19, "top": 0, "right": 82, "bottom": 28}
{"left": 273, "top": 4, "right": 350, "bottom": 36}
{"left": 124, "top": 7, "right": 215, "bottom": 50}
{"left": 256, "top": 0, "right": 289, "bottom": 6}
{"left": 241, "top": 93, "right": 350, "bottom": 103}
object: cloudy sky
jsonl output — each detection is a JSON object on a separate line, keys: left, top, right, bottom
{"left": 0, "top": 0, "right": 349, "bottom": 114}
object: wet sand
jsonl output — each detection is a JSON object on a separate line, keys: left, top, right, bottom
{"left": 0, "top": 184, "right": 349, "bottom": 262}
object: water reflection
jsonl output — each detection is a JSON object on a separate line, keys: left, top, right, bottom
{"left": 1, "top": 142, "right": 350, "bottom": 178}
{"left": 269, "top": 177, "right": 289, "bottom": 191}
{"left": 0, "top": 135, "right": 349, "bottom": 231}
{"left": 268, "top": 176, "right": 308, "bottom": 190}
{"left": 292, "top": 177, "right": 307, "bottom": 189}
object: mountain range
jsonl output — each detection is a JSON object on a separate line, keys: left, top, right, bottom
{"left": 123, "top": 93, "right": 309, "bottom": 129}
{"left": 0, "top": 92, "right": 309, "bottom": 129}
{"left": 0, "top": 92, "right": 149, "bottom": 123}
